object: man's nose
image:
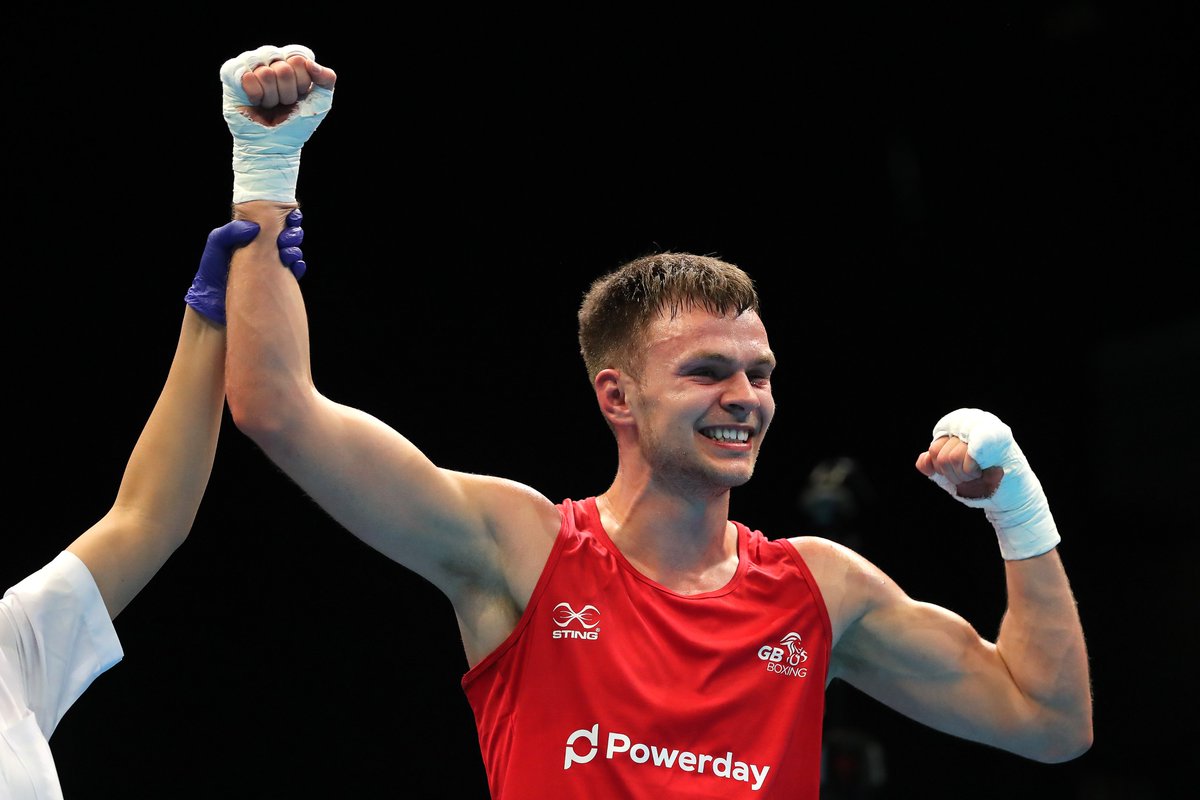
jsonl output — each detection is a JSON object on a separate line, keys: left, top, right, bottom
{"left": 720, "top": 372, "right": 760, "bottom": 417}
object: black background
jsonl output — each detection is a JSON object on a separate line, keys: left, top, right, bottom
{"left": 5, "top": 4, "right": 1196, "bottom": 798}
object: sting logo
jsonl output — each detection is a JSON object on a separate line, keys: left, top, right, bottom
{"left": 552, "top": 602, "right": 601, "bottom": 640}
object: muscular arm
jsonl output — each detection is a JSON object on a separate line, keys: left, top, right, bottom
{"left": 809, "top": 537, "right": 1091, "bottom": 763}
{"left": 219, "top": 49, "right": 558, "bottom": 662}
{"left": 224, "top": 205, "right": 558, "bottom": 626}
{"left": 222, "top": 201, "right": 545, "bottom": 584}
{"left": 66, "top": 308, "right": 225, "bottom": 619}
{"left": 802, "top": 412, "right": 1092, "bottom": 762}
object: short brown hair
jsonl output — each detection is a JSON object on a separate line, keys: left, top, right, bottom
{"left": 577, "top": 252, "right": 760, "bottom": 381}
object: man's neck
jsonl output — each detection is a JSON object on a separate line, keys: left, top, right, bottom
{"left": 597, "top": 478, "right": 738, "bottom": 595}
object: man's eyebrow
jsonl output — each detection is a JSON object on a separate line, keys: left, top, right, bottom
{"left": 683, "top": 352, "right": 777, "bottom": 367}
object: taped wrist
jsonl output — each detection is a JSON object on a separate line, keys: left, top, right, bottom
{"left": 219, "top": 44, "right": 334, "bottom": 203}
{"left": 929, "top": 408, "right": 1062, "bottom": 560}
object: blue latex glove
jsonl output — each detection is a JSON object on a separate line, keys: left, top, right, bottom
{"left": 184, "top": 209, "right": 307, "bottom": 324}
{"left": 277, "top": 209, "right": 306, "bottom": 280}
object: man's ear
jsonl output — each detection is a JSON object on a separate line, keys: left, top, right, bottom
{"left": 595, "top": 368, "right": 633, "bottom": 427}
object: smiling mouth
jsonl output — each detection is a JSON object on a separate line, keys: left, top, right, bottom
{"left": 701, "top": 427, "right": 751, "bottom": 443}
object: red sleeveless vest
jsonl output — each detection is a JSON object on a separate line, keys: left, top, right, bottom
{"left": 462, "top": 497, "right": 831, "bottom": 798}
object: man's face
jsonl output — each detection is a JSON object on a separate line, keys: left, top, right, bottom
{"left": 625, "top": 306, "right": 776, "bottom": 493}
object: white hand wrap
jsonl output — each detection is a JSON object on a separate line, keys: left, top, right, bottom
{"left": 220, "top": 44, "right": 334, "bottom": 203}
{"left": 928, "top": 408, "right": 1061, "bottom": 561}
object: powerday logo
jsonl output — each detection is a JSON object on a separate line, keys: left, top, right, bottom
{"left": 563, "top": 723, "right": 772, "bottom": 792}
{"left": 552, "top": 601, "right": 601, "bottom": 640}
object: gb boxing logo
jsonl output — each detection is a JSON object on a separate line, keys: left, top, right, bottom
{"left": 552, "top": 602, "right": 601, "bottom": 640}
{"left": 756, "top": 631, "right": 809, "bottom": 678}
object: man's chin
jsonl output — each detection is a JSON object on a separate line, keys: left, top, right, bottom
{"left": 708, "top": 462, "right": 757, "bottom": 489}
{"left": 650, "top": 450, "right": 759, "bottom": 494}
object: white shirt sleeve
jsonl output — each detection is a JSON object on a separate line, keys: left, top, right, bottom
{"left": 2, "top": 551, "right": 124, "bottom": 798}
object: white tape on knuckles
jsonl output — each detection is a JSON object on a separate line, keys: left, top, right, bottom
{"left": 928, "top": 408, "right": 1061, "bottom": 560}
{"left": 219, "top": 44, "right": 332, "bottom": 204}
{"left": 932, "top": 408, "right": 1014, "bottom": 471}
{"left": 220, "top": 44, "right": 317, "bottom": 104}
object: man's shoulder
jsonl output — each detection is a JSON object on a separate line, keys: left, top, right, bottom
{"left": 787, "top": 536, "right": 881, "bottom": 580}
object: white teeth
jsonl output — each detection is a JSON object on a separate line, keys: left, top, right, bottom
{"left": 705, "top": 428, "right": 749, "bottom": 442}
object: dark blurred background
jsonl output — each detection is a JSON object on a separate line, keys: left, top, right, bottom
{"left": 6, "top": 4, "right": 1196, "bottom": 797}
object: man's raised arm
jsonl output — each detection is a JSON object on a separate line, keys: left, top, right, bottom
{"left": 219, "top": 46, "right": 559, "bottom": 628}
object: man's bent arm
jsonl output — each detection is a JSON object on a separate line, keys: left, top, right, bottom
{"left": 815, "top": 412, "right": 1092, "bottom": 762}
{"left": 822, "top": 539, "right": 1091, "bottom": 763}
